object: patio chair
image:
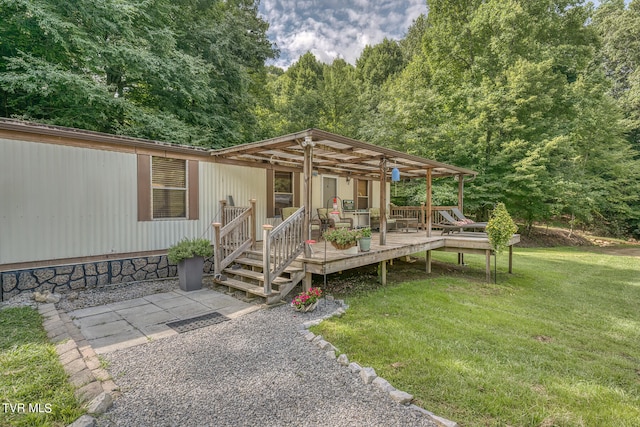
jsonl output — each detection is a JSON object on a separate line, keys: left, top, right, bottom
{"left": 317, "top": 208, "right": 353, "bottom": 230}
{"left": 282, "top": 207, "right": 322, "bottom": 240}
{"left": 451, "top": 208, "right": 487, "bottom": 226}
{"left": 436, "top": 210, "right": 487, "bottom": 234}
{"left": 368, "top": 207, "right": 397, "bottom": 231}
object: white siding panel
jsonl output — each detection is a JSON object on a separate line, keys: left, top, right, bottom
{"left": 1, "top": 138, "right": 269, "bottom": 265}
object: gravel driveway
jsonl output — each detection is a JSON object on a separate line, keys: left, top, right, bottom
{"left": 96, "top": 300, "right": 438, "bottom": 427}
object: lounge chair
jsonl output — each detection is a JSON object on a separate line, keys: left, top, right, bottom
{"left": 436, "top": 210, "right": 487, "bottom": 234}
{"left": 451, "top": 208, "right": 487, "bottom": 226}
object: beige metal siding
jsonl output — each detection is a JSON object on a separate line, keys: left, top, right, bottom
{"left": 0, "top": 138, "right": 267, "bottom": 265}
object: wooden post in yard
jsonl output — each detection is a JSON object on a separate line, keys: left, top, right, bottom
{"left": 485, "top": 249, "right": 491, "bottom": 282}
{"left": 509, "top": 245, "right": 513, "bottom": 274}
{"left": 303, "top": 272, "right": 312, "bottom": 292}
{"left": 380, "top": 260, "right": 387, "bottom": 285}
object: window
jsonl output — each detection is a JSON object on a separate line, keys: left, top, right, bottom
{"left": 152, "top": 157, "right": 186, "bottom": 218}
{"left": 274, "top": 171, "right": 293, "bottom": 217}
{"left": 356, "top": 179, "right": 369, "bottom": 210}
{"left": 137, "top": 154, "right": 198, "bottom": 221}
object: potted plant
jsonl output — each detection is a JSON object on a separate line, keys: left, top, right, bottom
{"left": 167, "top": 237, "right": 213, "bottom": 291}
{"left": 291, "top": 287, "right": 323, "bottom": 312}
{"left": 357, "top": 227, "right": 372, "bottom": 252}
{"left": 323, "top": 227, "right": 360, "bottom": 250}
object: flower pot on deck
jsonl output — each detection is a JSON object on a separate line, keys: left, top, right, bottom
{"left": 178, "top": 256, "right": 205, "bottom": 291}
{"left": 358, "top": 237, "right": 372, "bottom": 252}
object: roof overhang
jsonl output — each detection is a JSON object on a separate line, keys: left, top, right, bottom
{"left": 211, "top": 129, "right": 477, "bottom": 180}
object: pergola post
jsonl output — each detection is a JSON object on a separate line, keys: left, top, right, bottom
{"left": 457, "top": 173, "right": 465, "bottom": 265}
{"left": 301, "top": 136, "right": 315, "bottom": 257}
{"left": 426, "top": 168, "right": 433, "bottom": 273}
{"left": 426, "top": 168, "right": 432, "bottom": 238}
{"left": 457, "top": 173, "right": 464, "bottom": 212}
{"left": 379, "top": 158, "right": 387, "bottom": 246}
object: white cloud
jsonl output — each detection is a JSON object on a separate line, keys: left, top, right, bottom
{"left": 260, "top": 0, "right": 427, "bottom": 69}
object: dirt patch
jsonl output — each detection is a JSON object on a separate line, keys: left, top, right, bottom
{"left": 517, "top": 226, "right": 593, "bottom": 248}
{"left": 518, "top": 225, "right": 640, "bottom": 257}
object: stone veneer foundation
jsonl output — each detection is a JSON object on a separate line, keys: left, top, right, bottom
{"left": 1, "top": 255, "right": 215, "bottom": 300}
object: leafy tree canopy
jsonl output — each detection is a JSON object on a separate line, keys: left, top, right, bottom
{"left": 0, "top": 0, "right": 277, "bottom": 147}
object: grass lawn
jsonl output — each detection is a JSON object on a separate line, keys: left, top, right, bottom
{"left": 314, "top": 247, "right": 640, "bottom": 426}
{"left": 0, "top": 307, "right": 84, "bottom": 427}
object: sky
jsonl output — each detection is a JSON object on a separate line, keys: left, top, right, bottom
{"left": 258, "top": 0, "right": 428, "bottom": 69}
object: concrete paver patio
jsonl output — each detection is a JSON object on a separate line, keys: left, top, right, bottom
{"left": 68, "top": 288, "right": 261, "bottom": 354}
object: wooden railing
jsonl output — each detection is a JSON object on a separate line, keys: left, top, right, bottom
{"left": 212, "top": 200, "right": 256, "bottom": 275}
{"left": 389, "top": 204, "right": 457, "bottom": 229}
{"left": 262, "top": 206, "right": 305, "bottom": 295}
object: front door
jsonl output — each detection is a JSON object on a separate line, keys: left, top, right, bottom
{"left": 322, "top": 176, "right": 337, "bottom": 208}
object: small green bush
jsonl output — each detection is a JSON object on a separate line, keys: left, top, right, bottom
{"left": 167, "top": 238, "right": 213, "bottom": 264}
{"left": 486, "top": 202, "right": 518, "bottom": 253}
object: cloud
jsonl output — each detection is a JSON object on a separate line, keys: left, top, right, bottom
{"left": 259, "top": 0, "right": 427, "bottom": 69}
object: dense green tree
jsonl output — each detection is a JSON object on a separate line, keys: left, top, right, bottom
{"left": 318, "top": 59, "right": 359, "bottom": 137}
{"left": 0, "top": 0, "right": 276, "bottom": 147}
{"left": 362, "top": 0, "right": 640, "bottom": 236}
{"left": 267, "top": 52, "right": 325, "bottom": 134}
{"left": 594, "top": 0, "right": 640, "bottom": 151}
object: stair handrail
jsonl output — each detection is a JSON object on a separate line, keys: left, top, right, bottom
{"left": 212, "top": 199, "right": 256, "bottom": 275}
{"left": 262, "top": 206, "right": 305, "bottom": 295}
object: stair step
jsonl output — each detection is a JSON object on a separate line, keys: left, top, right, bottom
{"left": 234, "top": 257, "right": 303, "bottom": 273}
{"left": 214, "top": 278, "right": 280, "bottom": 298}
{"left": 223, "top": 267, "right": 289, "bottom": 284}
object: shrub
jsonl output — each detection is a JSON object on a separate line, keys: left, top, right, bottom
{"left": 167, "top": 238, "right": 213, "bottom": 264}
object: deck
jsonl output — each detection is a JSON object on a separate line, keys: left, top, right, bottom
{"left": 301, "top": 230, "right": 520, "bottom": 283}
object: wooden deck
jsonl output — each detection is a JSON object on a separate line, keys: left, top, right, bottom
{"left": 301, "top": 230, "right": 520, "bottom": 282}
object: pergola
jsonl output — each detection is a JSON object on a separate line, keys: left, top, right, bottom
{"left": 211, "top": 129, "right": 477, "bottom": 248}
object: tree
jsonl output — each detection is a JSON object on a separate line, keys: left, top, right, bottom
{"left": 360, "top": 0, "right": 640, "bottom": 236}
{"left": 594, "top": 0, "right": 640, "bottom": 152}
{"left": 0, "top": 0, "right": 277, "bottom": 147}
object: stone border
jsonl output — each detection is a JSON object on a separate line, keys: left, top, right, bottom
{"left": 298, "top": 298, "right": 459, "bottom": 427}
{"left": 38, "top": 303, "right": 119, "bottom": 427}
{"left": 1, "top": 255, "right": 215, "bottom": 300}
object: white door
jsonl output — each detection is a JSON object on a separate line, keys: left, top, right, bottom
{"left": 322, "top": 177, "right": 337, "bottom": 208}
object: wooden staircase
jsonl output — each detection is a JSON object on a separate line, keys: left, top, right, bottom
{"left": 212, "top": 250, "right": 305, "bottom": 305}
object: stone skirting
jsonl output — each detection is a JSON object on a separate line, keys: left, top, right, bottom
{"left": 1, "top": 255, "right": 215, "bottom": 300}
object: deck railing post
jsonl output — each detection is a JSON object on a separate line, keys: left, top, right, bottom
{"left": 219, "top": 200, "right": 227, "bottom": 225}
{"left": 250, "top": 199, "right": 257, "bottom": 250}
{"left": 263, "top": 225, "right": 273, "bottom": 295}
{"left": 212, "top": 222, "right": 222, "bottom": 275}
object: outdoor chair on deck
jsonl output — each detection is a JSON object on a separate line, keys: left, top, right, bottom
{"left": 369, "top": 207, "right": 398, "bottom": 231}
{"left": 317, "top": 208, "right": 353, "bottom": 230}
{"left": 436, "top": 210, "right": 487, "bottom": 234}
{"left": 282, "top": 207, "right": 322, "bottom": 241}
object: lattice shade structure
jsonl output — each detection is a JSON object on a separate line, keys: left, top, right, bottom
{"left": 210, "top": 129, "right": 476, "bottom": 181}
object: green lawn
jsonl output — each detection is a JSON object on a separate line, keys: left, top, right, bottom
{"left": 0, "top": 307, "right": 84, "bottom": 427}
{"left": 314, "top": 247, "right": 640, "bottom": 426}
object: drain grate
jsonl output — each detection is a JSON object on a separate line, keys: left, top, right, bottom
{"left": 166, "top": 312, "right": 230, "bottom": 333}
